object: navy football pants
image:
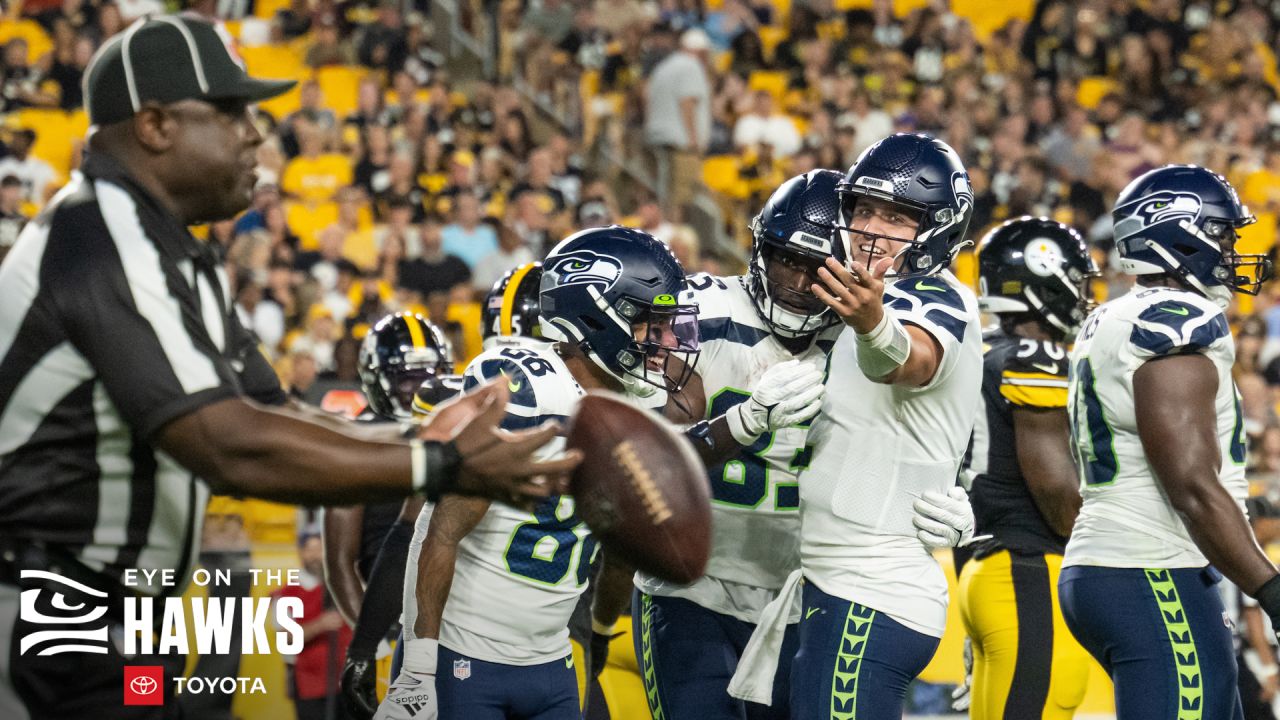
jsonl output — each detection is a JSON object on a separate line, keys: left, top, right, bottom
{"left": 788, "top": 580, "right": 940, "bottom": 719}
{"left": 436, "top": 645, "right": 579, "bottom": 719}
{"left": 1059, "top": 565, "right": 1244, "bottom": 720}
{"left": 633, "top": 590, "right": 798, "bottom": 719}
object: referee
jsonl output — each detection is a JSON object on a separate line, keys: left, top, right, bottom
{"left": 0, "top": 15, "right": 577, "bottom": 719}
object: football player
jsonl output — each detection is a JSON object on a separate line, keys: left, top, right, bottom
{"left": 1060, "top": 165, "right": 1280, "bottom": 718}
{"left": 617, "top": 170, "right": 840, "bottom": 720}
{"left": 376, "top": 227, "right": 704, "bottom": 720}
{"left": 958, "top": 217, "right": 1098, "bottom": 719}
{"left": 480, "top": 262, "right": 544, "bottom": 351}
{"left": 742, "top": 134, "right": 983, "bottom": 719}
{"left": 334, "top": 313, "right": 457, "bottom": 718}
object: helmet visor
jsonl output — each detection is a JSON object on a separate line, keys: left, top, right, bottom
{"left": 628, "top": 307, "right": 700, "bottom": 392}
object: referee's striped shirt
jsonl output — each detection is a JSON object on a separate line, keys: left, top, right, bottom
{"left": 0, "top": 153, "right": 285, "bottom": 597}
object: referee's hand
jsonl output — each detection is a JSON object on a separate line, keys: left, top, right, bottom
{"left": 419, "top": 380, "right": 582, "bottom": 508}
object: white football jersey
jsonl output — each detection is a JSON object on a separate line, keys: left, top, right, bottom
{"left": 635, "top": 275, "right": 841, "bottom": 621}
{"left": 799, "top": 270, "right": 983, "bottom": 637}
{"left": 1063, "top": 286, "right": 1245, "bottom": 569}
{"left": 437, "top": 343, "right": 596, "bottom": 665}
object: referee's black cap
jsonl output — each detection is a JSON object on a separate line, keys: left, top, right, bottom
{"left": 84, "top": 14, "right": 296, "bottom": 125}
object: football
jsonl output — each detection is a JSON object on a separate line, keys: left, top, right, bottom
{"left": 566, "top": 392, "right": 711, "bottom": 584}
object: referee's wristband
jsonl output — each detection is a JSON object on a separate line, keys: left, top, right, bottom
{"left": 409, "top": 439, "right": 462, "bottom": 502}
{"left": 1255, "top": 574, "right": 1280, "bottom": 619}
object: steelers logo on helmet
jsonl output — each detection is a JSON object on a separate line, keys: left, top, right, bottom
{"left": 1024, "top": 238, "right": 1065, "bottom": 278}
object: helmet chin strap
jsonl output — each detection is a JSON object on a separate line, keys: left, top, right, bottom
{"left": 1023, "top": 286, "right": 1073, "bottom": 337}
{"left": 1143, "top": 239, "right": 1231, "bottom": 308}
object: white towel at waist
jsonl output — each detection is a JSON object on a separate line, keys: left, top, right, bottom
{"left": 727, "top": 569, "right": 804, "bottom": 706}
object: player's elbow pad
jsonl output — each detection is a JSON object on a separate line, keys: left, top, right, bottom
{"left": 855, "top": 311, "right": 912, "bottom": 380}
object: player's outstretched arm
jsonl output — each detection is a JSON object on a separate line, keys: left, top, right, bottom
{"left": 323, "top": 506, "right": 368, "bottom": 627}
{"left": 1013, "top": 406, "right": 1081, "bottom": 537}
{"left": 813, "top": 256, "right": 944, "bottom": 387}
{"left": 155, "top": 380, "right": 581, "bottom": 507}
{"left": 413, "top": 494, "right": 490, "bottom": 641}
{"left": 1135, "top": 354, "right": 1277, "bottom": 594}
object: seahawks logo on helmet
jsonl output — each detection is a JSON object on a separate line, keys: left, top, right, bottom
{"left": 546, "top": 250, "right": 623, "bottom": 291}
{"left": 1133, "top": 191, "right": 1202, "bottom": 227}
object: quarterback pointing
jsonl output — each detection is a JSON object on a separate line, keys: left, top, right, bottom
{"left": 784, "top": 134, "right": 983, "bottom": 718}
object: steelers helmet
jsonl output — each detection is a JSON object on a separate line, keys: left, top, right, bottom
{"left": 481, "top": 262, "right": 544, "bottom": 349}
{"left": 358, "top": 312, "right": 454, "bottom": 420}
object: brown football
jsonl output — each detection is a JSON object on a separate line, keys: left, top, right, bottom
{"left": 566, "top": 391, "right": 711, "bottom": 584}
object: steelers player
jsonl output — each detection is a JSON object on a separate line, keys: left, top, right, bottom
{"left": 1060, "top": 165, "right": 1280, "bottom": 719}
{"left": 958, "top": 217, "right": 1098, "bottom": 719}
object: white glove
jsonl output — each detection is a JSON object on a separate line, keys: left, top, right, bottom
{"left": 913, "top": 486, "right": 976, "bottom": 548}
{"left": 726, "top": 359, "right": 825, "bottom": 445}
{"left": 374, "top": 639, "right": 438, "bottom": 720}
{"left": 951, "top": 636, "right": 973, "bottom": 711}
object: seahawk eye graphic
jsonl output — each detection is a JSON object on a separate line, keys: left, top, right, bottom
{"left": 548, "top": 251, "right": 623, "bottom": 291}
{"left": 1134, "top": 191, "right": 1202, "bottom": 227}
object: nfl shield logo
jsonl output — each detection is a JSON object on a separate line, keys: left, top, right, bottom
{"left": 453, "top": 659, "right": 471, "bottom": 680}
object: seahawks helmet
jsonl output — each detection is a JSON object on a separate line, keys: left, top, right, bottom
{"left": 836, "top": 133, "right": 973, "bottom": 278}
{"left": 358, "top": 312, "right": 454, "bottom": 420}
{"left": 748, "top": 170, "right": 845, "bottom": 338}
{"left": 978, "top": 217, "right": 1100, "bottom": 338}
{"left": 1113, "top": 164, "right": 1272, "bottom": 302}
{"left": 540, "top": 226, "right": 699, "bottom": 397}
{"left": 481, "top": 262, "right": 543, "bottom": 349}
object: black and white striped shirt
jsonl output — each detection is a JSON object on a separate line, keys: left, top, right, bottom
{"left": 0, "top": 153, "right": 285, "bottom": 597}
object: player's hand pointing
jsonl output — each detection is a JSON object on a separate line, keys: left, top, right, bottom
{"left": 813, "top": 255, "right": 894, "bottom": 334}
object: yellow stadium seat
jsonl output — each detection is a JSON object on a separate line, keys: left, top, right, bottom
{"left": 447, "top": 301, "right": 483, "bottom": 367}
{"left": 315, "top": 65, "right": 368, "bottom": 119}
{"left": 239, "top": 44, "right": 308, "bottom": 118}
{"left": 1076, "top": 76, "right": 1119, "bottom": 110}
{"left": 759, "top": 25, "right": 788, "bottom": 60}
{"left": 702, "top": 155, "right": 739, "bottom": 192}
{"left": 766, "top": 0, "right": 791, "bottom": 22}
{"left": 241, "top": 499, "right": 299, "bottom": 548}
{"left": 10, "top": 108, "right": 73, "bottom": 178}
{"left": 0, "top": 19, "right": 53, "bottom": 64}
{"left": 951, "top": 0, "right": 1035, "bottom": 41}
{"left": 747, "top": 70, "right": 789, "bottom": 103}
{"left": 833, "top": 0, "right": 871, "bottom": 11}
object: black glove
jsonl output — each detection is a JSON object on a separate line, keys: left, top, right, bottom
{"left": 341, "top": 654, "right": 379, "bottom": 720}
{"left": 589, "top": 631, "right": 613, "bottom": 678}
{"left": 1256, "top": 575, "right": 1280, "bottom": 644}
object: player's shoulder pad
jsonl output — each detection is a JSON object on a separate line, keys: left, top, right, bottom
{"left": 998, "top": 337, "right": 1069, "bottom": 409}
{"left": 462, "top": 346, "right": 575, "bottom": 428}
{"left": 1126, "top": 288, "right": 1230, "bottom": 358}
{"left": 884, "top": 274, "right": 972, "bottom": 342}
{"left": 684, "top": 274, "right": 771, "bottom": 346}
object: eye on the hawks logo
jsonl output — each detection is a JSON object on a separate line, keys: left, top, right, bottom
{"left": 18, "top": 570, "right": 110, "bottom": 656}
{"left": 546, "top": 250, "right": 622, "bottom": 292}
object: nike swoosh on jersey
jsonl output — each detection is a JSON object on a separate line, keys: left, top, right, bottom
{"left": 914, "top": 280, "right": 947, "bottom": 292}
{"left": 500, "top": 369, "right": 522, "bottom": 392}
{"left": 805, "top": 607, "right": 820, "bottom": 620}
{"left": 1160, "top": 306, "right": 1190, "bottom": 316}
{"left": 565, "top": 656, "right": 573, "bottom": 668}
{"left": 1031, "top": 362, "right": 1060, "bottom": 374}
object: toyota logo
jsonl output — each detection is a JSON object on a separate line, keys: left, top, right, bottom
{"left": 130, "top": 676, "right": 158, "bottom": 696}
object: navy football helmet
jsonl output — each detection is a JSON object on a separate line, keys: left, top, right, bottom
{"left": 481, "top": 262, "right": 543, "bottom": 349}
{"left": 358, "top": 312, "right": 454, "bottom": 420}
{"left": 540, "top": 226, "right": 699, "bottom": 396}
{"left": 1113, "top": 164, "right": 1272, "bottom": 300}
{"left": 836, "top": 133, "right": 973, "bottom": 278}
{"left": 748, "top": 170, "right": 846, "bottom": 338}
{"left": 978, "top": 217, "right": 1100, "bottom": 338}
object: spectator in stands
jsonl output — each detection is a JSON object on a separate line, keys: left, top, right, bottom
{"left": 0, "top": 174, "right": 27, "bottom": 262}
{"left": 272, "top": 532, "right": 351, "bottom": 720}
{"left": 510, "top": 147, "right": 567, "bottom": 215}
{"left": 441, "top": 191, "right": 497, "bottom": 269}
{"left": 374, "top": 196, "right": 423, "bottom": 258}
{"left": 358, "top": 0, "right": 408, "bottom": 73}
{"left": 47, "top": 29, "right": 94, "bottom": 111}
{"left": 305, "top": 13, "right": 356, "bottom": 67}
{"left": 732, "top": 89, "right": 802, "bottom": 158}
{"left": 325, "top": 185, "right": 377, "bottom": 270}
{"left": 354, "top": 124, "right": 392, "bottom": 196}
{"left": 282, "top": 122, "right": 352, "bottom": 202}
{"left": 284, "top": 347, "right": 320, "bottom": 400}
{"left": 280, "top": 80, "right": 338, "bottom": 157}
{"left": 234, "top": 181, "right": 282, "bottom": 236}
{"left": 275, "top": 0, "right": 313, "bottom": 39}
{"left": 0, "top": 129, "right": 55, "bottom": 205}
{"left": 1, "top": 38, "right": 58, "bottom": 111}
{"left": 400, "top": 214, "right": 472, "bottom": 301}
{"left": 645, "top": 28, "right": 712, "bottom": 221}
{"left": 473, "top": 216, "right": 536, "bottom": 294}
{"left": 839, "top": 87, "right": 893, "bottom": 157}
{"left": 577, "top": 196, "right": 613, "bottom": 229}
{"left": 235, "top": 266, "right": 287, "bottom": 352}
{"left": 346, "top": 78, "right": 389, "bottom": 130}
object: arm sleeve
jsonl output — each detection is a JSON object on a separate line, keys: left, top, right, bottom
{"left": 346, "top": 518, "right": 416, "bottom": 657}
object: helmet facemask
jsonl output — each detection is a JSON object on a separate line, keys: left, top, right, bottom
{"left": 835, "top": 192, "right": 932, "bottom": 278}
{"left": 365, "top": 347, "right": 453, "bottom": 421}
{"left": 616, "top": 304, "right": 702, "bottom": 395}
{"left": 747, "top": 217, "right": 840, "bottom": 338}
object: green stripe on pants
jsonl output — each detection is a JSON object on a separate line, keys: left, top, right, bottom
{"left": 639, "top": 592, "right": 666, "bottom": 720}
{"left": 1144, "top": 568, "right": 1203, "bottom": 720}
{"left": 831, "top": 603, "right": 875, "bottom": 720}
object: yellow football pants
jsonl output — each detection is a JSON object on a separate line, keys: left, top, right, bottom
{"left": 959, "top": 550, "right": 1091, "bottom": 720}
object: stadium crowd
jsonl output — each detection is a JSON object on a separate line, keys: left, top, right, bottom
{"left": 2, "top": 0, "right": 1280, "bottom": 717}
